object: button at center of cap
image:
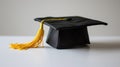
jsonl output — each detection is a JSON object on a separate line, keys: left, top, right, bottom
{"left": 67, "top": 18, "right": 87, "bottom": 23}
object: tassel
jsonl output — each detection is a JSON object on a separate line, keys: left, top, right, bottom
{"left": 10, "top": 18, "right": 67, "bottom": 50}
{"left": 10, "top": 20, "right": 44, "bottom": 50}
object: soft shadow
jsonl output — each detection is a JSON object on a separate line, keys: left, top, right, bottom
{"left": 72, "top": 45, "right": 90, "bottom": 49}
{"left": 90, "top": 42, "right": 120, "bottom": 49}
{"left": 37, "top": 46, "right": 52, "bottom": 48}
{"left": 56, "top": 45, "right": 90, "bottom": 50}
{"left": 39, "top": 45, "right": 90, "bottom": 50}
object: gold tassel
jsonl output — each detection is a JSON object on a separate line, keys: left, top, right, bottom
{"left": 10, "top": 20, "right": 44, "bottom": 50}
{"left": 10, "top": 18, "right": 66, "bottom": 50}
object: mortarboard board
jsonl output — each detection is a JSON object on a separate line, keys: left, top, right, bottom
{"left": 34, "top": 16, "right": 108, "bottom": 49}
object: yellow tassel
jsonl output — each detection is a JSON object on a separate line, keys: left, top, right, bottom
{"left": 10, "top": 20, "right": 44, "bottom": 50}
{"left": 10, "top": 18, "right": 67, "bottom": 50}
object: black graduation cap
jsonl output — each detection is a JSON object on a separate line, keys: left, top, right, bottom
{"left": 34, "top": 16, "right": 108, "bottom": 49}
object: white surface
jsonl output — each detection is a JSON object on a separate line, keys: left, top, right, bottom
{"left": 0, "top": 36, "right": 120, "bottom": 67}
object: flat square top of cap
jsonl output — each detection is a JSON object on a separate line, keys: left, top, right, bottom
{"left": 34, "top": 16, "right": 107, "bottom": 30}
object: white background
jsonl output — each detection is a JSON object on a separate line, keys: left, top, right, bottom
{"left": 0, "top": 0, "right": 120, "bottom": 36}
{"left": 0, "top": 1, "right": 120, "bottom": 67}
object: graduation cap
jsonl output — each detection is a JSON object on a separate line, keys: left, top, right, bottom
{"left": 34, "top": 16, "right": 107, "bottom": 49}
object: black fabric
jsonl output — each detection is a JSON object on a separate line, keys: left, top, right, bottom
{"left": 34, "top": 16, "right": 107, "bottom": 30}
{"left": 34, "top": 16, "right": 108, "bottom": 49}
{"left": 46, "top": 27, "right": 90, "bottom": 49}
